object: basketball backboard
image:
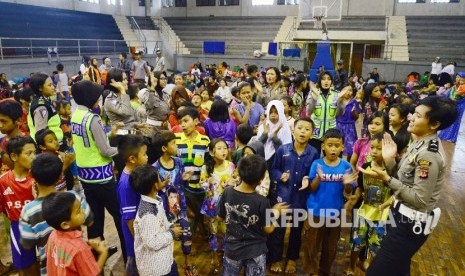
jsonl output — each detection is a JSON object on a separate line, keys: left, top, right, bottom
{"left": 300, "top": 0, "right": 342, "bottom": 22}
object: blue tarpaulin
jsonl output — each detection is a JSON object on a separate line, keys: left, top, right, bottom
{"left": 283, "top": 48, "right": 301, "bottom": 57}
{"left": 268, "top": 42, "right": 278, "bottom": 56}
{"left": 203, "top": 41, "right": 225, "bottom": 54}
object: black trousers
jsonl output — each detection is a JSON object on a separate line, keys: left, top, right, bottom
{"left": 438, "top": 72, "right": 452, "bottom": 87}
{"left": 267, "top": 216, "right": 304, "bottom": 262}
{"left": 430, "top": 74, "right": 440, "bottom": 86}
{"left": 183, "top": 187, "right": 206, "bottom": 237}
{"left": 366, "top": 208, "right": 429, "bottom": 276}
{"left": 81, "top": 178, "right": 127, "bottom": 262}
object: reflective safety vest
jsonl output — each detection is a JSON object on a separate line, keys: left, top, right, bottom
{"left": 311, "top": 89, "right": 339, "bottom": 140}
{"left": 71, "top": 108, "right": 113, "bottom": 183}
{"left": 27, "top": 96, "right": 63, "bottom": 143}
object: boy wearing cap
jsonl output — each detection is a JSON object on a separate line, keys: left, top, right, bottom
{"left": 131, "top": 51, "right": 150, "bottom": 88}
{"left": 154, "top": 49, "right": 165, "bottom": 72}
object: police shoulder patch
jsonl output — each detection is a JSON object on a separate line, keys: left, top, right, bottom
{"left": 427, "top": 140, "right": 439, "bottom": 153}
{"left": 40, "top": 109, "right": 47, "bottom": 118}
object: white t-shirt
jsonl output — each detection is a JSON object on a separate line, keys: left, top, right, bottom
{"left": 217, "top": 86, "right": 232, "bottom": 103}
{"left": 56, "top": 73, "right": 69, "bottom": 92}
{"left": 163, "top": 83, "right": 176, "bottom": 95}
{"left": 441, "top": 64, "right": 455, "bottom": 75}
{"left": 155, "top": 56, "right": 165, "bottom": 72}
{"left": 431, "top": 62, "right": 442, "bottom": 75}
{"left": 79, "top": 64, "right": 88, "bottom": 75}
{"left": 191, "top": 68, "right": 201, "bottom": 76}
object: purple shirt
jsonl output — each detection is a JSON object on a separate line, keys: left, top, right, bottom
{"left": 203, "top": 119, "right": 237, "bottom": 149}
{"left": 116, "top": 171, "right": 140, "bottom": 257}
{"left": 336, "top": 99, "right": 361, "bottom": 124}
{"left": 353, "top": 138, "right": 371, "bottom": 168}
{"left": 234, "top": 103, "right": 264, "bottom": 128}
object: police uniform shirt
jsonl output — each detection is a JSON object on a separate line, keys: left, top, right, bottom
{"left": 103, "top": 91, "right": 138, "bottom": 127}
{"left": 387, "top": 133, "right": 445, "bottom": 213}
{"left": 75, "top": 105, "right": 118, "bottom": 158}
{"left": 33, "top": 105, "right": 50, "bottom": 131}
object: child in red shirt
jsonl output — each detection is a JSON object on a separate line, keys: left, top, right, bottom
{"left": 42, "top": 192, "right": 109, "bottom": 276}
{"left": 56, "top": 100, "right": 72, "bottom": 139}
{"left": 0, "top": 136, "right": 38, "bottom": 274}
{"left": 13, "top": 88, "right": 34, "bottom": 136}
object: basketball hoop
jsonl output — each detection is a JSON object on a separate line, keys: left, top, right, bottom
{"left": 313, "top": 15, "right": 324, "bottom": 29}
{"left": 313, "top": 15, "right": 328, "bottom": 40}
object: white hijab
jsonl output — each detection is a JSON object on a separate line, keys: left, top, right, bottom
{"left": 257, "top": 100, "right": 293, "bottom": 160}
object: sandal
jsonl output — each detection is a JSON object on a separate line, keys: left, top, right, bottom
{"left": 270, "top": 261, "right": 284, "bottom": 273}
{"left": 210, "top": 257, "right": 220, "bottom": 275}
{"left": 285, "top": 260, "right": 297, "bottom": 274}
{"left": 209, "top": 264, "right": 220, "bottom": 275}
{"left": 342, "top": 269, "right": 355, "bottom": 276}
{"left": 184, "top": 265, "right": 198, "bottom": 276}
{"left": 0, "top": 262, "right": 14, "bottom": 276}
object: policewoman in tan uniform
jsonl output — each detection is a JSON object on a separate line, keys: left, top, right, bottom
{"left": 359, "top": 96, "right": 458, "bottom": 275}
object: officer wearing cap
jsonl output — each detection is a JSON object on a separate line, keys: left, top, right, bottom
{"left": 334, "top": 59, "right": 348, "bottom": 91}
{"left": 359, "top": 96, "right": 458, "bottom": 275}
{"left": 154, "top": 48, "right": 165, "bottom": 72}
{"left": 131, "top": 50, "right": 150, "bottom": 88}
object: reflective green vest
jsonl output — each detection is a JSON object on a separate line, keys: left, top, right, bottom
{"left": 71, "top": 108, "right": 113, "bottom": 183}
{"left": 311, "top": 89, "right": 339, "bottom": 140}
{"left": 27, "top": 96, "right": 63, "bottom": 143}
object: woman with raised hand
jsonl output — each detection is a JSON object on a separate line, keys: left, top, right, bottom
{"left": 359, "top": 96, "right": 458, "bottom": 275}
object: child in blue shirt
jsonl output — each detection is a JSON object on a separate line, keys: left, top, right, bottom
{"left": 152, "top": 131, "right": 195, "bottom": 275}
{"left": 268, "top": 117, "right": 319, "bottom": 274}
{"left": 116, "top": 135, "right": 149, "bottom": 276}
{"left": 300, "top": 128, "right": 357, "bottom": 275}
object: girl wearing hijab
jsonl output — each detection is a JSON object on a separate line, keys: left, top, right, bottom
{"left": 256, "top": 100, "right": 293, "bottom": 168}
{"left": 85, "top": 57, "right": 102, "bottom": 85}
{"left": 168, "top": 85, "right": 190, "bottom": 127}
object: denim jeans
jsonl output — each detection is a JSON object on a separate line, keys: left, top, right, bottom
{"left": 222, "top": 253, "right": 266, "bottom": 276}
{"left": 57, "top": 91, "right": 71, "bottom": 103}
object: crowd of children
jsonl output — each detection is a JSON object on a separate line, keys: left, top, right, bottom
{"left": 0, "top": 59, "right": 462, "bottom": 276}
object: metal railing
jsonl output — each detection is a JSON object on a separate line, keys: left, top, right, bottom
{"left": 129, "top": 17, "right": 147, "bottom": 53}
{"left": 0, "top": 37, "right": 161, "bottom": 60}
{"left": 285, "top": 16, "right": 299, "bottom": 42}
{"left": 153, "top": 17, "right": 184, "bottom": 54}
{"left": 382, "top": 44, "right": 409, "bottom": 60}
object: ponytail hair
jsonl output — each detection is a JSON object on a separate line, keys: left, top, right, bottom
{"left": 205, "top": 139, "right": 228, "bottom": 176}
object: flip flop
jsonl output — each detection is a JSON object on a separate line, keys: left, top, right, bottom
{"left": 285, "top": 260, "right": 297, "bottom": 274}
{"left": 0, "top": 262, "right": 14, "bottom": 276}
{"left": 270, "top": 261, "right": 284, "bottom": 273}
{"left": 184, "top": 265, "right": 198, "bottom": 276}
{"left": 342, "top": 269, "right": 355, "bottom": 276}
